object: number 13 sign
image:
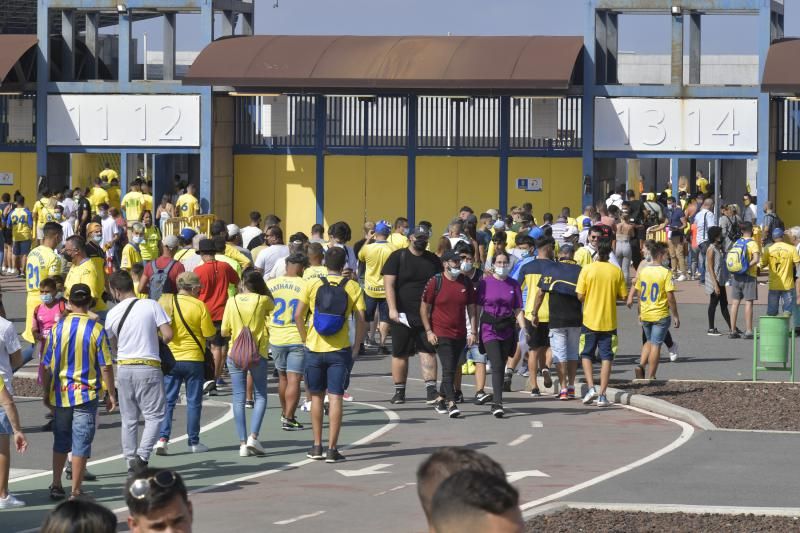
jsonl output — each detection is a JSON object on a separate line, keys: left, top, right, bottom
{"left": 594, "top": 97, "right": 757, "bottom": 153}
{"left": 47, "top": 94, "right": 200, "bottom": 147}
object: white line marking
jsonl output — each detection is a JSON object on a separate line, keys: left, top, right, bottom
{"left": 530, "top": 421, "right": 543, "bottom": 428}
{"left": 274, "top": 510, "right": 326, "bottom": 525}
{"left": 336, "top": 463, "right": 393, "bottom": 477}
{"left": 712, "top": 428, "right": 800, "bottom": 435}
{"left": 10, "top": 403, "right": 235, "bottom": 484}
{"left": 507, "top": 470, "right": 550, "bottom": 483}
{"left": 519, "top": 404, "right": 694, "bottom": 513}
{"left": 557, "top": 502, "right": 800, "bottom": 517}
{"left": 373, "top": 482, "right": 416, "bottom": 496}
{"left": 508, "top": 434, "right": 532, "bottom": 446}
{"left": 9, "top": 468, "right": 46, "bottom": 479}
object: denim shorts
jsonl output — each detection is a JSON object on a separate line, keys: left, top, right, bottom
{"left": 550, "top": 327, "right": 581, "bottom": 363}
{"left": 642, "top": 316, "right": 671, "bottom": 346}
{"left": 12, "top": 240, "right": 31, "bottom": 255}
{"left": 461, "top": 344, "right": 486, "bottom": 365}
{"left": 364, "top": 295, "right": 390, "bottom": 323}
{"left": 53, "top": 399, "right": 98, "bottom": 457}
{"left": 0, "top": 410, "right": 12, "bottom": 435}
{"left": 579, "top": 327, "right": 618, "bottom": 362}
{"left": 271, "top": 344, "right": 306, "bottom": 374}
{"left": 304, "top": 348, "right": 352, "bottom": 396}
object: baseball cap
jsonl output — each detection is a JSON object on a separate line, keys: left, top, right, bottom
{"left": 198, "top": 238, "right": 216, "bottom": 254}
{"left": 528, "top": 226, "right": 544, "bottom": 240}
{"left": 179, "top": 228, "right": 197, "bottom": 242}
{"left": 582, "top": 218, "right": 592, "bottom": 228}
{"left": 773, "top": 228, "right": 785, "bottom": 239}
{"left": 176, "top": 272, "right": 202, "bottom": 289}
{"left": 374, "top": 220, "right": 392, "bottom": 235}
{"left": 86, "top": 222, "right": 101, "bottom": 234}
{"left": 69, "top": 283, "right": 91, "bottom": 298}
{"left": 441, "top": 250, "right": 460, "bottom": 263}
{"left": 162, "top": 235, "right": 179, "bottom": 249}
{"left": 411, "top": 225, "right": 432, "bottom": 239}
{"left": 563, "top": 226, "right": 579, "bottom": 239}
{"left": 493, "top": 220, "right": 506, "bottom": 230}
{"left": 226, "top": 224, "right": 240, "bottom": 237}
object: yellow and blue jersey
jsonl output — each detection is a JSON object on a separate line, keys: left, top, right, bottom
{"left": 42, "top": 313, "right": 111, "bottom": 407}
{"left": 6, "top": 207, "right": 32, "bottom": 241}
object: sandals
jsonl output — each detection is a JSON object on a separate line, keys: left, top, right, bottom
{"left": 49, "top": 485, "right": 66, "bottom": 500}
{"left": 634, "top": 365, "right": 645, "bottom": 380}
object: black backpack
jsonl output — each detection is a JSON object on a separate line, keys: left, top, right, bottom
{"left": 148, "top": 260, "right": 177, "bottom": 300}
{"left": 725, "top": 216, "right": 742, "bottom": 243}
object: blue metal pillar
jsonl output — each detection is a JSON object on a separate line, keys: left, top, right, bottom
{"left": 407, "top": 95, "right": 417, "bottom": 226}
{"left": 756, "top": 3, "right": 772, "bottom": 224}
{"left": 36, "top": 2, "right": 49, "bottom": 177}
{"left": 582, "top": 0, "right": 597, "bottom": 209}
{"left": 671, "top": 157, "right": 680, "bottom": 199}
{"left": 315, "top": 95, "right": 326, "bottom": 225}
{"left": 118, "top": 11, "right": 131, "bottom": 86}
{"left": 198, "top": 0, "right": 213, "bottom": 214}
{"left": 498, "top": 95, "right": 510, "bottom": 215}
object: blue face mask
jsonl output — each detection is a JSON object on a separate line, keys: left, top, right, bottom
{"left": 448, "top": 267, "right": 461, "bottom": 276}
{"left": 41, "top": 294, "right": 54, "bottom": 305}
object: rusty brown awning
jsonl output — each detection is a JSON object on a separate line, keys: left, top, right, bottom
{"left": 184, "top": 35, "right": 583, "bottom": 92}
{"left": 762, "top": 38, "right": 800, "bottom": 93}
{"left": 0, "top": 35, "right": 37, "bottom": 86}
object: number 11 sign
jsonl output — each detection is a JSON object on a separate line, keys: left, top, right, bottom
{"left": 594, "top": 97, "right": 757, "bottom": 153}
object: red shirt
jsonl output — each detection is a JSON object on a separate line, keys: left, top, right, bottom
{"left": 421, "top": 274, "right": 475, "bottom": 339}
{"left": 142, "top": 256, "right": 186, "bottom": 295}
{"left": 194, "top": 260, "right": 239, "bottom": 321}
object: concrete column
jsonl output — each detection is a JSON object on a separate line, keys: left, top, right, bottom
{"left": 118, "top": 11, "right": 132, "bottom": 84}
{"left": 605, "top": 12, "right": 618, "bottom": 85}
{"left": 242, "top": 13, "right": 254, "bottom": 35}
{"left": 671, "top": 11, "right": 684, "bottom": 87}
{"left": 61, "top": 10, "right": 75, "bottom": 81}
{"left": 688, "top": 13, "right": 701, "bottom": 85}
{"left": 163, "top": 13, "right": 176, "bottom": 81}
{"left": 36, "top": 4, "right": 49, "bottom": 177}
{"left": 85, "top": 12, "right": 99, "bottom": 79}
{"left": 222, "top": 10, "right": 236, "bottom": 36}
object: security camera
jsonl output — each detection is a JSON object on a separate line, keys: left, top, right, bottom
{"left": 671, "top": 6, "right": 681, "bottom": 15}
{"left": 117, "top": 3, "right": 127, "bottom": 13}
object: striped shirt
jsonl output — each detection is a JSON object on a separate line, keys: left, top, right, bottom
{"left": 43, "top": 313, "right": 111, "bottom": 407}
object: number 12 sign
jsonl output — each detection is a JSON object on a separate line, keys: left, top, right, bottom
{"left": 47, "top": 94, "right": 200, "bottom": 147}
{"left": 594, "top": 97, "right": 757, "bottom": 153}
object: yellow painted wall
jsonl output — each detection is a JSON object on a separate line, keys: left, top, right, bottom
{"left": 366, "top": 156, "right": 407, "bottom": 227}
{"left": 71, "top": 153, "right": 121, "bottom": 190}
{"left": 777, "top": 161, "right": 800, "bottom": 228}
{"left": 508, "top": 157, "right": 582, "bottom": 221}
{"left": 324, "top": 156, "right": 366, "bottom": 235}
{"left": 233, "top": 154, "right": 316, "bottom": 238}
{"left": 0, "top": 152, "right": 36, "bottom": 203}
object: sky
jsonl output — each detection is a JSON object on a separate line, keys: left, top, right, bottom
{"left": 125, "top": 0, "right": 796, "bottom": 57}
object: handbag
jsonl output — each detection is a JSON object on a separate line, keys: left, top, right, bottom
{"left": 228, "top": 296, "right": 261, "bottom": 369}
{"left": 173, "top": 294, "right": 215, "bottom": 381}
{"left": 116, "top": 299, "right": 176, "bottom": 375}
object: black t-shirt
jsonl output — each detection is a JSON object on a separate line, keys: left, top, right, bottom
{"left": 627, "top": 200, "right": 643, "bottom": 225}
{"left": 538, "top": 260, "right": 582, "bottom": 329}
{"left": 382, "top": 248, "right": 443, "bottom": 326}
{"left": 353, "top": 238, "right": 368, "bottom": 279}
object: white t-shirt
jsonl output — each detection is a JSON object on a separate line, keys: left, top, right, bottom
{"left": 101, "top": 216, "right": 119, "bottom": 248}
{"left": 0, "top": 317, "right": 22, "bottom": 395}
{"left": 61, "top": 219, "right": 75, "bottom": 239}
{"left": 59, "top": 198, "right": 76, "bottom": 220}
{"left": 240, "top": 226, "right": 262, "bottom": 249}
{"left": 104, "top": 297, "right": 170, "bottom": 361}
{"left": 255, "top": 244, "right": 289, "bottom": 275}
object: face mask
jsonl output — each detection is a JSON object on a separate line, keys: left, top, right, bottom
{"left": 41, "top": 294, "right": 54, "bottom": 305}
{"left": 99, "top": 210, "right": 107, "bottom": 218}
{"left": 460, "top": 261, "right": 474, "bottom": 273}
{"left": 92, "top": 234, "right": 103, "bottom": 244}
{"left": 403, "top": 228, "right": 410, "bottom": 236}
{"left": 54, "top": 213, "right": 62, "bottom": 221}
{"left": 73, "top": 195, "right": 80, "bottom": 201}
{"left": 495, "top": 266, "right": 510, "bottom": 277}
{"left": 133, "top": 236, "right": 144, "bottom": 245}
{"left": 448, "top": 267, "right": 461, "bottom": 277}
{"left": 62, "top": 251, "right": 73, "bottom": 263}
{"left": 55, "top": 291, "right": 64, "bottom": 300}
{"left": 412, "top": 240, "right": 427, "bottom": 251}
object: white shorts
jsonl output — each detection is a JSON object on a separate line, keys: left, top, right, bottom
{"left": 549, "top": 327, "right": 581, "bottom": 363}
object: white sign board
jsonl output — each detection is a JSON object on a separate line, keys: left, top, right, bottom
{"left": 47, "top": 94, "right": 200, "bottom": 147}
{"left": 594, "top": 98, "right": 757, "bottom": 153}
{"left": 0, "top": 173, "right": 13, "bottom": 186}
{"left": 7, "top": 99, "right": 34, "bottom": 143}
{"left": 516, "top": 178, "right": 543, "bottom": 192}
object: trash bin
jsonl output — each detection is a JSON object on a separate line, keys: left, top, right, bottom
{"left": 757, "top": 315, "right": 790, "bottom": 364}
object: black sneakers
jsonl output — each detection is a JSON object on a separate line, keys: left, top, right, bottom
{"left": 707, "top": 328, "right": 722, "bottom": 336}
{"left": 307, "top": 445, "right": 324, "bottom": 460}
{"left": 447, "top": 403, "right": 461, "bottom": 418}
{"left": 390, "top": 391, "right": 406, "bottom": 404}
{"left": 434, "top": 400, "right": 448, "bottom": 414}
{"left": 454, "top": 390, "right": 464, "bottom": 404}
{"left": 530, "top": 388, "right": 541, "bottom": 397}
{"left": 426, "top": 387, "right": 439, "bottom": 404}
{"left": 325, "top": 448, "right": 346, "bottom": 463}
{"left": 491, "top": 404, "right": 505, "bottom": 418}
{"left": 473, "top": 390, "right": 493, "bottom": 405}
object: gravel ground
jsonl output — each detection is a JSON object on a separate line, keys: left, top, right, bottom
{"left": 531, "top": 509, "right": 800, "bottom": 532}
{"left": 12, "top": 376, "right": 47, "bottom": 398}
{"left": 610, "top": 380, "right": 800, "bottom": 431}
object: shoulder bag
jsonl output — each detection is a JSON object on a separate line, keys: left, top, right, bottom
{"left": 173, "top": 294, "right": 215, "bottom": 381}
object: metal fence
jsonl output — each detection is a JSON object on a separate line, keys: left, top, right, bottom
{"left": 0, "top": 93, "right": 36, "bottom": 145}
{"left": 510, "top": 96, "right": 581, "bottom": 150}
{"left": 234, "top": 95, "right": 316, "bottom": 148}
{"left": 777, "top": 98, "right": 800, "bottom": 154}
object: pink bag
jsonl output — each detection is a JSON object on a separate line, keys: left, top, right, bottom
{"left": 228, "top": 297, "right": 261, "bottom": 369}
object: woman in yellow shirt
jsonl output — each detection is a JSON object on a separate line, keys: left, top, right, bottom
{"left": 139, "top": 210, "right": 161, "bottom": 262}
{"left": 120, "top": 223, "right": 144, "bottom": 272}
{"left": 221, "top": 270, "right": 275, "bottom": 457}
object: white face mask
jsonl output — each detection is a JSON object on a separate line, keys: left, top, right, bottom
{"left": 494, "top": 266, "right": 510, "bottom": 278}
{"left": 447, "top": 267, "right": 461, "bottom": 277}
{"left": 460, "top": 260, "right": 474, "bottom": 273}
{"left": 92, "top": 234, "right": 103, "bottom": 244}
{"left": 133, "top": 235, "right": 144, "bottom": 245}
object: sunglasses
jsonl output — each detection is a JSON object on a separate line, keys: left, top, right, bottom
{"left": 128, "top": 470, "right": 178, "bottom": 500}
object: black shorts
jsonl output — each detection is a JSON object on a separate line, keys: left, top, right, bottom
{"left": 364, "top": 295, "right": 390, "bottom": 323}
{"left": 210, "top": 320, "right": 230, "bottom": 347}
{"left": 525, "top": 320, "right": 550, "bottom": 350}
{"left": 390, "top": 322, "right": 435, "bottom": 357}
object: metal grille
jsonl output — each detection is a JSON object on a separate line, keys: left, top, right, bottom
{"left": 510, "top": 96, "right": 581, "bottom": 150}
{"left": 777, "top": 98, "right": 800, "bottom": 153}
{"left": 234, "top": 95, "right": 316, "bottom": 148}
{"left": 0, "top": 93, "right": 36, "bottom": 145}
{"left": 326, "top": 95, "right": 408, "bottom": 148}
{"left": 417, "top": 96, "right": 500, "bottom": 150}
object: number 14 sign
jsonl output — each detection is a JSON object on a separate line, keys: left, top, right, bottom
{"left": 594, "top": 97, "right": 757, "bottom": 153}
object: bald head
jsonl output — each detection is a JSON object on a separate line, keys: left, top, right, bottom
{"left": 703, "top": 198, "right": 714, "bottom": 210}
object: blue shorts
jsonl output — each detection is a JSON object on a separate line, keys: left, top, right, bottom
{"left": 642, "top": 317, "right": 671, "bottom": 346}
{"left": 364, "top": 295, "right": 389, "bottom": 323}
{"left": 13, "top": 240, "right": 31, "bottom": 255}
{"left": 579, "top": 327, "right": 618, "bottom": 362}
{"left": 271, "top": 344, "right": 306, "bottom": 374}
{"left": 461, "top": 344, "right": 486, "bottom": 365}
{"left": 53, "top": 400, "right": 98, "bottom": 457}
{"left": 0, "top": 410, "right": 12, "bottom": 435}
{"left": 304, "top": 348, "right": 352, "bottom": 396}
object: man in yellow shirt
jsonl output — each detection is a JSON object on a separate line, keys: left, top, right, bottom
{"left": 106, "top": 178, "right": 121, "bottom": 210}
{"left": 32, "top": 190, "right": 58, "bottom": 242}
{"left": 357, "top": 221, "right": 395, "bottom": 354}
{"left": 121, "top": 180, "right": 145, "bottom": 224}
{"left": 294, "top": 247, "right": 366, "bottom": 463}
{"left": 175, "top": 183, "right": 200, "bottom": 218}
{"left": 386, "top": 217, "right": 409, "bottom": 250}
{"left": 63, "top": 235, "right": 105, "bottom": 317}
{"left": 98, "top": 162, "right": 119, "bottom": 184}
{"left": 120, "top": 222, "right": 144, "bottom": 272}
{"left": 22, "top": 222, "right": 63, "bottom": 343}
{"left": 695, "top": 170, "right": 709, "bottom": 195}
{"left": 6, "top": 197, "right": 33, "bottom": 276}
{"left": 302, "top": 243, "right": 328, "bottom": 282}
{"left": 762, "top": 228, "right": 800, "bottom": 318}
{"left": 729, "top": 221, "right": 761, "bottom": 339}
{"left": 627, "top": 243, "right": 680, "bottom": 380}
{"left": 576, "top": 240, "right": 627, "bottom": 408}
{"left": 87, "top": 178, "right": 109, "bottom": 216}
{"left": 141, "top": 181, "right": 154, "bottom": 213}
{"left": 267, "top": 253, "right": 308, "bottom": 431}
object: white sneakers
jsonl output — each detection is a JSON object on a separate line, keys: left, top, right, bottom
{"left": 190, "top": 442, "right": 209, "bottom": 453}
{"left": 153, "top": 439, "right": 168, "bottom": 455}
{"left": 669, "top": 341, "right": 680, "bottom": 362}
{"left": 582, "top": 386, "right": 598, "bottom": 405}
{"left": 244, "top": 436, "right": 266, "bottom": 457}
{"left": 0, "top": 494, "right": 25, "bottom": 509}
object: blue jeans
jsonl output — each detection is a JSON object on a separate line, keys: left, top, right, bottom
{"left": 160, "top": 361, "right": 204, "bottom": 445}
{"left": 305, "top": 349, "right": 352, "bottom": 395}
{"left": 228, "top": 357, "right": 268, "bottom": 442}
{"left": 53, "top": 400, "right": 98, "bottom": 457}
{"left": 17, "top": 345, "right": 35, "bottom": 373}
{"left": 768, "top": 289, "right": 795, "bottom": 317}
{"left": 697, "top": 242, "right": 709, "bottom": 283}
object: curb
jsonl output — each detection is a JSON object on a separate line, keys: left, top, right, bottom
{"left": 604, "top": 385, "right": 717, "bottom": 430}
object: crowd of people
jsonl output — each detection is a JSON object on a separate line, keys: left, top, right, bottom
{"left": 0, "top": 165, "right": 796, "bottom": 531}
